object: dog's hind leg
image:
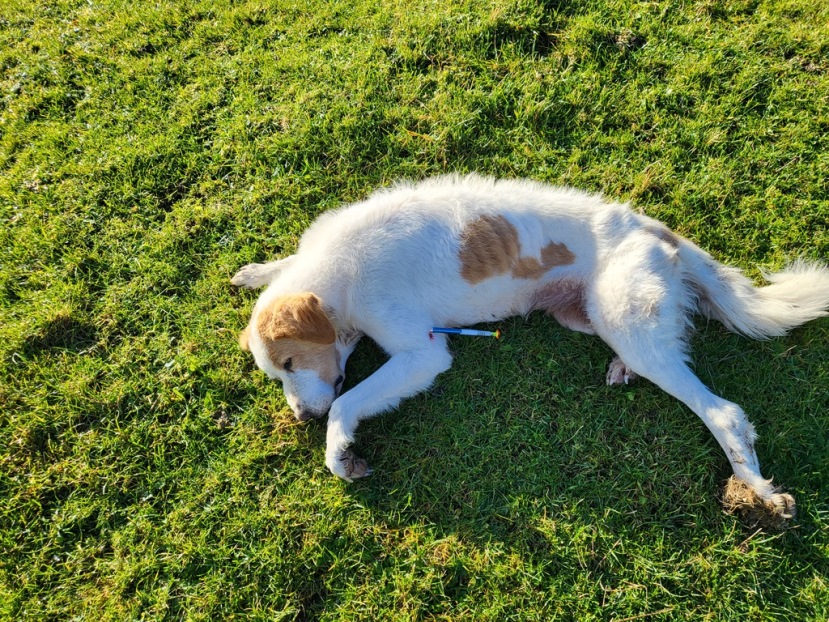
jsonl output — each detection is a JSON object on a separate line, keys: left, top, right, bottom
{"left": 588, "top": 235, "right": 795, "bottom": 527}
{"left": 231, "top": 256, "right": 297, "bottom": 289}
{"left": 532, "top": 280, "right": 636, "bottom": 385}
{"left": 604, "top": 341, "right": 793, "bottom": 526}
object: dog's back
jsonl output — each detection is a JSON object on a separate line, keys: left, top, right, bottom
{"left": 296, "top": 175, "right": 632, "bottom": 325}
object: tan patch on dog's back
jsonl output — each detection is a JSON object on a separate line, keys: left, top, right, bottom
{"left": 459, "top": 215, "right": 520, "bottom": 283}
{"left": 459, "top": 215, "right": 575, "bottom": 284}
{"left": 513, "top": 242, "right": 576, "bottom": 279}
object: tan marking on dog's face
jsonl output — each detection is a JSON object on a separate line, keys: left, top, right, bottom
{"left": 255, "top": 293, "right": 339, "bottom": 383}
{"left": 239, "top": 325, "right": 251, "bottom": 351}
{"left": 460, "top": 216, "right": 575, "bottom": 284}
{"left": 257, "top": 293, "right": 336, "bottom": 344}
{"left": 262, "top": 337, "right": 340, "bottom": 385}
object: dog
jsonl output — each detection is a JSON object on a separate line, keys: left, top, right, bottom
{"left": 233, "top": 174, "right": 829, "bottom": 524}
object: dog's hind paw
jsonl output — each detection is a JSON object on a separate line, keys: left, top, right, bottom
{"left": 231, "top": 263, "right": 269, "bottom": 289}
{"left": 606, "top": 356, "right": 639, "bottom": 386}
{"left": 722, "top": 476, "right": 796, "bottom": 530}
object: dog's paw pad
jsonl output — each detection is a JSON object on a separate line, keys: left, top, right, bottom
{"left": 722, "top": 476, "right": 796, "bottom": 530}
{"left": 606, "top": 356, "right": 638, "bottom": 386}
{"left": 341, "top": 448, "right": 372, "bottom": 479}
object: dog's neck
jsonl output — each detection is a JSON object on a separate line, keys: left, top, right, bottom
{"left": 320, "top": 300, "right": 362, "bottom": 348}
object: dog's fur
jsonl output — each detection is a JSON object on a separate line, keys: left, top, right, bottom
{"left": 233, "top": 175, "right": 829, "bottom": 523}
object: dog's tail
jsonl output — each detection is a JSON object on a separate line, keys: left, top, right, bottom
{"left": 677, "top": 238, "right": 829, "bottom": 339}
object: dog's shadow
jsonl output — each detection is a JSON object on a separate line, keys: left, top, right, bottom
{"left": 338, "top": 313, "right": 828, "bottom": 551}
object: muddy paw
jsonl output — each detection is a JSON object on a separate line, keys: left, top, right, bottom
{"left": 722, "top": 476, "right": 796, "bottom": 530}
{"left": 606, "top": 356, "right": 639, "bottom": 386}
{"left": 340, "top": 448, "right": 373, "bottom": 480}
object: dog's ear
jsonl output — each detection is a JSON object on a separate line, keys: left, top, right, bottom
{"left": 239, "top": 325, "right": 251, "bottom": 351}
{"left": 259, "top": 293, "right": 335, "bottom": 344}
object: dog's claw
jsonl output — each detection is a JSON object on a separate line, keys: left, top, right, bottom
{"left": 606, "top": 356, "right": 639, "bottom": 386}
{"left": 340, "top": 448, "right": 372, "bottom": 480}
{"left": 769, "top": 492, "right": 796, "bottom": 519}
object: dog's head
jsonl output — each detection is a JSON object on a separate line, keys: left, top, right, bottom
{"left": 240, "top": 293, "right": 344, "bottom": 421}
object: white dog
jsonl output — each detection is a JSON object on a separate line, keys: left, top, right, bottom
{"left": 233, "top": 175, "right": 829, "bottom": 523}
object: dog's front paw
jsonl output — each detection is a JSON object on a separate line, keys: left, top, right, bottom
{"left": 606, "top": 356, "right": 639, "bottom": 386}
{"left": 340, "top": 448, "right": 373, "bottom": 479}
{"left": 326, "top": 448, "right": 373, "bottom": 482}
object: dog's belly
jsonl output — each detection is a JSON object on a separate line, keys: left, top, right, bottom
{"left": 433, "top": 276, "right": 540, "bottom": 326}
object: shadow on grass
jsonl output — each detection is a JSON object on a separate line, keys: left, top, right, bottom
{"left": 21, "top": 313, "right": 98, "bottom": 357}
{"left": 332, "top": 315, "right": 829, "bottom": 569}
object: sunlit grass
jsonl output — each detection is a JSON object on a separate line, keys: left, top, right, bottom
{"left": 1, "top": 0, "right": 828, "bottom": 619}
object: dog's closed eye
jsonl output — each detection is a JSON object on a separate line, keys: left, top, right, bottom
{"left": 283, "top": 358, "right": 293, "bottom": 372}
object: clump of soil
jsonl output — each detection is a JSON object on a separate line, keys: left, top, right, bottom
{"left": 722, "top": 476, "right": 796, "bottom": 531}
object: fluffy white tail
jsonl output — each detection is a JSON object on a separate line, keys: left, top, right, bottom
{"left": 678, "top": 241, "right": 829, "bottom": 339}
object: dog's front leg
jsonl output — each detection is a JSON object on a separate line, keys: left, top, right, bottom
{"left": 325, "top": 346, "right": 453, "bottom": 481}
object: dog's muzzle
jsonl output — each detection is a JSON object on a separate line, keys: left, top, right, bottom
{"left": 297, "top": 408, "right": 326, "bottom": 422}
{"left": 296, "top": 376, "right": 344, "bottom": 421}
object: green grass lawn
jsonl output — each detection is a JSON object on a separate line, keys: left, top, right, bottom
{"left": 1, "top": 0, "right": 828, "bottom": 619}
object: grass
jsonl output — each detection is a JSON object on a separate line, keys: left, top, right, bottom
{"left": 1, "top": 0, "right": 828, "bottom": 619}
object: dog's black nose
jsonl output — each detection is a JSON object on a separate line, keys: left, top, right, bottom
{"left": 297, "top": 409, "right": 315, "bottom": 422}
